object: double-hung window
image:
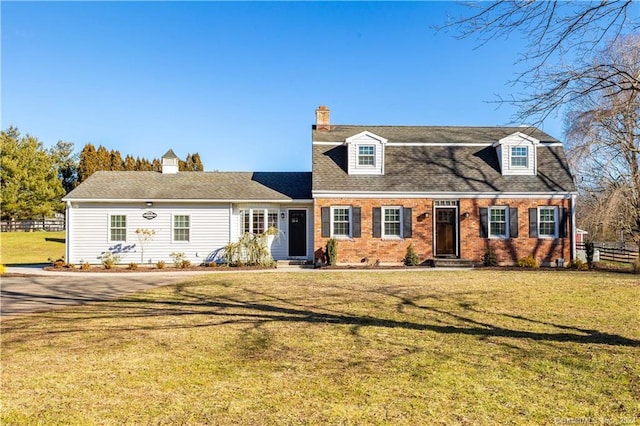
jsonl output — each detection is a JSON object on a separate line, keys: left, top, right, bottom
{"left": 357, "top": 145, "right": 375, "bottom": 167}
{"left": 110, "top": 215, "right": 127, "bottom": 242}
{"left": 332, "top": 207, "right": 351, "bottom": 237}
{"left": 174, "top": 215, "right": 190, "bottom": 242}
{"left": 511, "top": 146, "right": 528, "bottom": 168}
{"left": 538, "top": 207, "right": 557, "bottom": 237}
{"left": 383, "top": 207, "right": 401, "bottom": 238}
{"left": 489, "top": 207, "right": 508, "bottom": 238}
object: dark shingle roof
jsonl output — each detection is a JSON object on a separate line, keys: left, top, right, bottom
{"left": 64, "top": 171, "right": 312, "bottom": 201}
{"left": 312, "top": 126, "right": 575, "bottom": 193}
{"left": 312, "top": 125, "right": 560, "bottom": 144}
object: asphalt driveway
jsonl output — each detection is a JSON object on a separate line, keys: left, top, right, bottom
{"left": 0, "top": 267, "right": 205, "bottom": 318}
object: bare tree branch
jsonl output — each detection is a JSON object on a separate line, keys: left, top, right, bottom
{"left": 441, "top": 1, "right": 639, "bottom": 125}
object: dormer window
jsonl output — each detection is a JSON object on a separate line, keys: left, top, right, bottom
{"left": 358, "top": 145, "right": 375, "bottom": 167}
{"left": 493, "top": 132, "right": 539, "bottom": 176}
{"left": 510, "top": 146, "right": 528, "bottom": 168}
{"left": 345, "top": 131, "right": 387, "bottom": 175}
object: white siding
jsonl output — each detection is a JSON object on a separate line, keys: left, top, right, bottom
{"left": 67, "top": 203, "right": 230, "bottom": 265}
{"left": 231, "top": 202, "right": 314, "bottom": 261}
{"left": 345, "top": 131, "right": 387, "bottom": 176}
{"left": 495, "top": 132, "right": 539, "bottom": 176}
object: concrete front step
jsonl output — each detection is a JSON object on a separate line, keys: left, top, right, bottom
{"left": 431, "top": 258, "right": 474, "bottom": 268}
{"left": 276, "top": 260, "right": 314, "bottom": 269}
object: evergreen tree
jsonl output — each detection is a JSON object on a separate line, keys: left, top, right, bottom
{"left": 110, "top": 150, "right": 124, "bottom": 171}
{"left": 49, "top": 140, "right": 78, "bottom": 193}
{"left": 96, "top": 145, "right": 111, "bottom": 171}
{"left": 0, "top": 127, "right": 65, "bottom": 220}
{"left": 190, "top": 152, "right": 204, "bottom": 171}
{"left": 78, "top": 143, "right": 98, "bottom": 183}
{"left": 123, "top": 155, "right": 136, "bottom": 171}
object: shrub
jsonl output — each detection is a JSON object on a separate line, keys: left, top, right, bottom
{"left": 128, "top": 262, "right": 138, "bottom": 270}
{"left": 584, "top": 241, "right": 595, "bottom": 269}
{"left": 49, "top": 256, "right": 66, "bottom": 269}
{"left": 482, "top": 247, "right": 498, "bottom": 267}
{"left": 403, "top": 243, "right": 419, "bottom": 266}
{"left": 156, "top": 260, "right": 166, "bottom": 269}
{"left": 99, "top": 251, "right": 121, "bottom": 269}
{"left": 222, "top": 232, "right": 275, "bottom": 267}
{"left": 170, "top": 252, "right": 189, "bottom": 268}
{"left": 568, "top": 259, "right": 588, "bottom": 270}
{"left": 81, "top": 262, "right": 91, "bottom": 271}
{"left": 326, "top": 238, "right": 338, "bottom": 266}
{"left": 517, "top": 255, "right": 539, "bottom": 269}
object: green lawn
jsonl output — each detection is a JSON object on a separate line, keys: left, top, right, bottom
{"left": 0, "top": 231, "right": 66, "bottom": 265}
{"left": 2, "top": 270, "right": 638, "bottom": 425}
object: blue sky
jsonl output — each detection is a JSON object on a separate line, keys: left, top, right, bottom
{"left": 4, "top": 1, "right": 553, "bottom": 172}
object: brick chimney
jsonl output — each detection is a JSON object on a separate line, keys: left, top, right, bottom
{"left": 315, "top": 106, "right": 330, "bottom": 131}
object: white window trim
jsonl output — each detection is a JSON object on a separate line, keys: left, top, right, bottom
{"left": 382, "top": 206, "right": 403, "bottom": 239}
{"left": 510, "top": 146, "right": 528, "bottom": 168}
{"left": 239, "top": 208, "right": 279, "bottom": 235}
{"left": 488, "top": 206, "right": 509, "bottom": 239}
{"left": 356, "top": 144, "right": 376, "bottom": 168}
{"left": 331, "top": 206, "right": 352, "bottom": 238}
{"left": 172, "top": 214, "right": 191, "bottom": 243}
{"left": 538, "top": 206, "right": 558, "bottom": 238}
{"left": 109, "top": 214, "right": 127, "bottom": 242}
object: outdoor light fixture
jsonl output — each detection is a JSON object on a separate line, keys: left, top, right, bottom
{"left": 146, "top": 201, "right": 153, "bottom": 207}
{"left": 463, "top": 212, "right": 471, "bottom": 219}
{"left": 281, "top": 212, "right": 286, "bottom": 219}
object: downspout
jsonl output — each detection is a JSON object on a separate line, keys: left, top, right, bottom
{"left": 571, "top": 194, "right": 577, "bottom": 261}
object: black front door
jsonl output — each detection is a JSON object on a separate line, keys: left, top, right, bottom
{"left": 436, "top": 208, "right": 456, "bottom": 257}
{"left": 288, "top": 210, "right": 307, "bottom": 257}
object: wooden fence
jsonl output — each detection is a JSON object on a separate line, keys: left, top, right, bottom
{"left": 577, "top": 242, "right": 639, "bottom": 264}
{"left": 1, "top": 218, "right": 66, "bottom": 232}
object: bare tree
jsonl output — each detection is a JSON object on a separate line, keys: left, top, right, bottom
{"left": 565, "top": 34, "right": 640, "bottom": 250}
{"left": 444, "top": 1, "right": 639, "bottom": 123}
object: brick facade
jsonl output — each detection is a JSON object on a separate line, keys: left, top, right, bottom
{"left": 314, "top": 197, "right": 572, "bottom": 266}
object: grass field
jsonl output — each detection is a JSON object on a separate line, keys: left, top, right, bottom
{"left": 0, "top": 231, "right": 66, "bottom": 265}
{"left": 2, "top": 270, "right": 638, "bottom": 425}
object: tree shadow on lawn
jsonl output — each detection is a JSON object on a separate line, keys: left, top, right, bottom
{"left": 8, "top": 280, "right": 639, "bottom": 349}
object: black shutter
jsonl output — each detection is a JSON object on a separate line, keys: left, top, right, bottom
{"left": 509, "top": 208, "right": 518, "bottom": 238}
{"left": 372, "top": 207, "right": 381, "bottom": 238}
{"left": 321, "top": 207, "right": 330, "bottom": 238}
{"left": 479, "top": 208, "right": 488, "bottom": 238}
{"left": 403, "top": 207, "right": 412, "bottom": 238}
{"left": 352, "top": 207, "right": 361, "bottom": 238}
{"left": 529, "top": 208, "right": 538, "bottom": 238}
{"left": 559, "top": 207, "right": 568, "bottom": 238}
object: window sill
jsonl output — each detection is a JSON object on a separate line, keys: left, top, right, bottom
{"left": 381, "top": 236, "right": 403, "bottom": 241}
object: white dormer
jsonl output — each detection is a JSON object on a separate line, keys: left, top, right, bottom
{"left": 492, "top": 132, "right": 539, "bottom": 176}
{"left": 345, "top": 131, "right": 387, "bottom": 175}
{"left": 161, "top": 149, "right": 179, "bottom": 174}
